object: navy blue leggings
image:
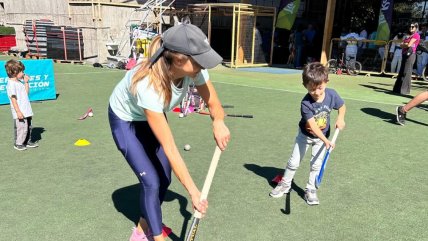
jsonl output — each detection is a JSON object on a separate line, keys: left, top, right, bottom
{"left": 108, "top": 106, "right": 171, "bottom": 236}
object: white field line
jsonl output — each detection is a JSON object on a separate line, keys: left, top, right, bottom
{"left": 56, "top": 70, "right": 124, "bottom": 75}
{"left": 53, "top": 71, "right": 419, "bottom": 106}
{"left": 212, "top": 80, "right": 415, "bottom": 106}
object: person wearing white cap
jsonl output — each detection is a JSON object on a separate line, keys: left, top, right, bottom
{"left": 340, "top": 30, "right": 364, "bottom": 64}
{"left": 108, "top": 23, "right": 231, "bottom": 241}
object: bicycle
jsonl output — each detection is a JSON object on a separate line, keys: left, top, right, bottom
{"left": 327, "top": 52, "right": 362, "bottom": 76}
{"left": 180, "top": 82, "right": 206, "bottom": 117}
{"left": 422, "top": 64, "right": 428, "bottom": 81}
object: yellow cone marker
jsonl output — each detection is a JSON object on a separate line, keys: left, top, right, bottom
{"left": 74, "top": 139, "right": 91, "bottom": 146}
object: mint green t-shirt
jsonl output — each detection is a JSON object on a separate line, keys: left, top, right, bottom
{"left": 109, "top": 68, "right": 209, "bottom": 121}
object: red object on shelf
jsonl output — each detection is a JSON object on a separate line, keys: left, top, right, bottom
{"left": 126, "top": 58, "right": 137, "bottom": 70}
{"left": 0, "top": 35, "right": 17, "bottom": 51}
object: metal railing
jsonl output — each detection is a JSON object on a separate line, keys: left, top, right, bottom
{"left": 329, "top": 38, "right": 428, "bottom": 77}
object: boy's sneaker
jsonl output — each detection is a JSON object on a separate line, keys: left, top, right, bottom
{"left": 14, "top": 145, "right": 27, "bottom": 151}
{"left": 129, "top": 228, "right": 154, "bottom": 241}
{"left": 26, "top": 142, "right": 39, "bottom": 148}
{"left": 396, "top": 106, "right": 406, "bottom": 125}
{"left": 305, "top": 189, "right": 320, "bottom": 205}
{"left": 269, "top": 180, "right": 291, "bottom": 198}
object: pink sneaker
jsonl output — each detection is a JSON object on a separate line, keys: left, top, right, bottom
{"left": 129, "top": 228, "right": 154, "bottom": 241}
{"left": 162, "top": 224, "right": 172, "bottom": 237}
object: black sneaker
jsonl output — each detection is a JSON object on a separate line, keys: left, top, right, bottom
{"left": 26, "top": 142, "right": 39, "bottom": 148}
{"left": 396, "top": 106, "right": 406, "bottom": 125}
{"left": 14, "top": 145, "right": 27, "bottom": 151}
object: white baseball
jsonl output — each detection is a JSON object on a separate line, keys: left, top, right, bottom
{"left": 88, "top": 112, "right": 93, "bottom": 117}
{"left": 184, "top": 144, "right": 191, "bottom": 151}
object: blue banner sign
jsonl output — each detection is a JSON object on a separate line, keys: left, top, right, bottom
{"left": 0, "top": 59, "right": 57, "bottom": 105}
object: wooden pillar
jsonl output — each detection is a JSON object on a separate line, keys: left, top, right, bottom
{"left": 236, "top": 0, "right": 251, "bottom": 65}
{"left": 320, "top": 0, "right": 336, "bottom": 65}
{"left": 270, "top": 7, "right": 276, "bottom": 66}
{"left": 236, "top": 4, "right": 245, "bottom": 65}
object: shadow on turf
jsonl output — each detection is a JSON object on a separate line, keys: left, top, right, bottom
{"left": 368, "top": 81, "right": 428, "bottom": 88}
{"left": 31, "top": 127, "right": 45, "bottom": 142}
{"left": 243, "top": 164, "right": 306, "bottom": 200}
{"left": 112, "top": 184, "right": 192, "bottom": 241}
{"left": 359, "top": 84, "right": 416, "bottom": 98}
{"left": 361, "top": 107, "right": 428, "bottom": 126}
{"left": 416, "top": 104, "right": 428, "bottom": 112}
{"left": 362, "top": 82, "right": 428, "bottom": 97}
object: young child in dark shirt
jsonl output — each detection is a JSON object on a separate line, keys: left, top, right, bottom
{"left": 270, "top": 62, "right": 346, "bottom": 205}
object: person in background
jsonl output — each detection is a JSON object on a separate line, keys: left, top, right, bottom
{"left": 294, "top": 24, "right": 305, "bottom": 69}
{"left": 5, "top": 59, "right": 39, "bottom": 151}
{"left": 358, "top": 27, "right": 368, "bottom": 59}
{"left": 389, "top": 32, "right": 405, "bottom": 74}
{"left": 287, "top": 30, "right": 295, "bottom": 66}
{"left": 255, "top": 22, "right": 265, "bottom": 63}
{"left": 416, "top": 23, "right": 428, "bottom": 77}
{"left": 338, "top": 27, "right": 348, "bottom": 51}
{"left": 393, "top": 22, "right": 421, "bottom": 95}
{"left": 367, "top": 30, "right": 377, "bottom": 49}
{"left": 303, "top": 23, "right": 317, "bottom": 63}
{"left": 358, "top": 27, "right": 368, "bottom": 48}
{"left": 340, "top": 29, "right": 364, "bottom": 64}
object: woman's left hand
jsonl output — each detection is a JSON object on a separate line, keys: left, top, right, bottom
{"left": 195, "top": 80, "right": 231, "bottom": 150}
{"left": 213, "top": 120, "right": 230, "bottom": 151}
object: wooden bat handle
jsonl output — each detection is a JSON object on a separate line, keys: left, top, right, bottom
{"left": 194, "top": 146, "right": 222, "bottom": 218}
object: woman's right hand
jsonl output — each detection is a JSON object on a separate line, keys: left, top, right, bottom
{"left": 17, "top": 111, "right": 24, "bottom": 120}
{"left": 191, "top": 191, "right": 208, "bottom": 217}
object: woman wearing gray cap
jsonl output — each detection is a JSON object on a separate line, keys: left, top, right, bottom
{"left": 108, "top": 23, "right": 230, "bottom": 241}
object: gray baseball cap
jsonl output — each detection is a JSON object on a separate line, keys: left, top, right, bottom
{"left": 150, "top": 23, "right": 223, "bottom": 69}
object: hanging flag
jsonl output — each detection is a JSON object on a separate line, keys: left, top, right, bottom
{"left": 376, "top": 0, "right": 394, "bottom": 41}
{"left": 276, "top": 0, "right": 301, "bottom": 30}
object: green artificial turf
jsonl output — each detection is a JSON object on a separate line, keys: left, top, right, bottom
{"left": 0, "top": 57, "right": 427, "bottom": 241}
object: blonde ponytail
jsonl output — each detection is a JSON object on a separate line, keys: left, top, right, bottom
{"left": 130, "top": 35, "right": 188, "bottom": 106}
